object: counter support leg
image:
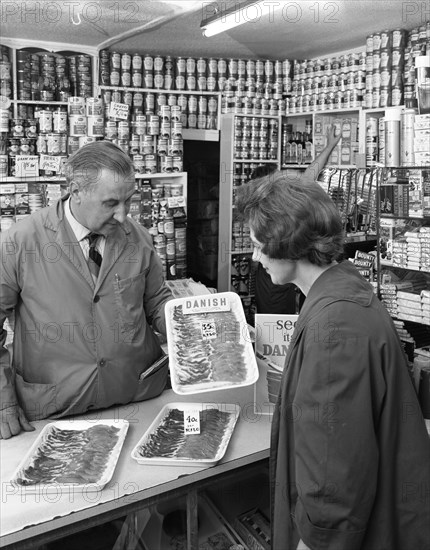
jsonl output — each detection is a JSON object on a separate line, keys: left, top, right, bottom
{"left": 186, "top": 489, "right": 199, "bottom": 550}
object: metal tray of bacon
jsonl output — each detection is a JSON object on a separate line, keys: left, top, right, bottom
{"left": 9, "top": 419, "right": 129, "bottom": 493}
{"left": 131, "top": 402, "right": 240, "bottom": 466}
{"left": 165, "top": 292, "right": 259, "bottom": 395}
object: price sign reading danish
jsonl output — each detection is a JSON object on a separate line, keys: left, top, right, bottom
{"left": 184, "top": 409, "right": 201, "bottom": 435}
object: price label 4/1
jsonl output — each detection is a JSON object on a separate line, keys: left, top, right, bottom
{"left": 184, "top": 409, "right": 201, "bottom": 435}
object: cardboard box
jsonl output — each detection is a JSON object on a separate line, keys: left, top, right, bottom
{"left": 0, "top": 184, "right": 15, "bottom": 217}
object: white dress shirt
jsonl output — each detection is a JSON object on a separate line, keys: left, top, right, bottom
{"left": 64, "top": 197, "right": 106, "bottom": 260}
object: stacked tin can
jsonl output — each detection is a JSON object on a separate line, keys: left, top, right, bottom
{"left": 233, "top": 116, "right": 279, "bottom": 160}
{"left": 0, "top": 46, "right": 12, "bottom": 139}
{"left": 6, "top": 116, "right": 37, "bottom": 177}
{"left": 15, "top": 50, "right": 34, "bottom": 100}
{"left": 38, "top": 105, "right": 69, "bottom": 176}
{"left": 39, "top": 53, "right": 58, "bottom": 101}
{"left": 2, "top": 97, "right": 106, "bottom": 177}
{"left": 364, "top": 29, "right": 406, "bottom": 109}
{"left": 140, "top": 180, "right": 187, "bottom": 279}
{"left": 66, "top": 96, "right": 104, "bottom": 153}
{"left": 0, "top": 106, "right": 67, "bottom": 176}
{"left": 99, "top": 50, "right": 218, "bottom": 130}
{"left": 102, "top": 90, "right": 184, "bottom": 173}
{"left": 403, "top": 23, "right": 430, "bottom": 109}
{"left": 287, "top": 53, "right": 366, "bottom": 114}
{"left": 0, "top": 117, "right": 45, "bottom": 230}
{"left": 0, "top": 45, "right": 12, "bottom": 100}
{"left": 14, "top": 49, "right": 91, "bottom": 101}
{"left": 221, "top": 58, "right": 286, "bottom": 116}
{"left": 68, "top": 54, "right": 92, "bottom": 98}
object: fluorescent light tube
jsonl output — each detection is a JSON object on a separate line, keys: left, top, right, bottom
{"left": 201, "top": 1, "right": 284, "bottom": 38}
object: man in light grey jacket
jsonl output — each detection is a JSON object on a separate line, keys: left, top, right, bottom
{"left": 0, "top": 140, "right": 173, "bottom": 438}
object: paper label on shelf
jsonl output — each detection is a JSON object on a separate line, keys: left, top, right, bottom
{"left": 0, "top": 184, "right": 15, "bottom": 194}
{"left": 109, "top": 102, "right": 129, "bottom": 120}
{"left": 15, "top": 156, "right": 39, "bottom": 178}
{"left": 167, "top": 196, "right": 186, "bottom": 208}
{"left": 183, "top": 295, "right": 231, "bottom": 314}
{"left": 39, "top": 155, "right": 61, "bottom": 173}
{"left": 184, "top": 409, "right": 201, "bottom": 435}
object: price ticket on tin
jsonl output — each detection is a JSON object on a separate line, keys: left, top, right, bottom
{"left": 109, "top": 101, "right": 129, "bottom": 120}
{"left": 184, "top": 408, "right": 201, "bottom": 435}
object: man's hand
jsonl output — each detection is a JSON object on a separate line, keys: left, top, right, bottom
{"left": 0, "top": 404, "right": 34, "bottom": 439}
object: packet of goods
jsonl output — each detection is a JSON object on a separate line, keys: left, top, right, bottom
{"left": 397, "top": 291, "right": 422, "bottom": 302}
{"left": 355, "top": 250, "right": 375, "bottom": 262}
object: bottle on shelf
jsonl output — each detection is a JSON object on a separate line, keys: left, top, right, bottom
{"left": 296, "top": 131, "right": 304, "bottom": 165}
{"left": 282, "top": 121, "right": 313, "bottom": 166}
{"left": 289, "top": 131, "right": 299, "bottom": 164}
{"left": 303, "top": 130, "right": 313, "bottom": 164}
{"left": 304, "top": 119, "right": 313, "bottom": 164}
{"left": 281, "top": 123, "right": 292, "bottom": 165}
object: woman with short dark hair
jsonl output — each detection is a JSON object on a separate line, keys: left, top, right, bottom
{"left": 236, "top": 172, "right": 430, "bottom": 550}
{"left": 250, "top": 126, "right": 341, "bottom": 316}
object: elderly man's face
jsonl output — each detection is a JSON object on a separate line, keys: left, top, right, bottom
{"left": 70, "top": 168, "right": 136, "bottom": 236}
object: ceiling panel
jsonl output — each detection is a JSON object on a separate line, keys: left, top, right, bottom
{"left": 0, "top": 0, "right": 427, "bottom": 59}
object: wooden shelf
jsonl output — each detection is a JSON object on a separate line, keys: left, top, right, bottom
{"left": 234, "top": 159, "right": 278, "bottom": 163}
{"left": 381, "top": 260, "right": 430, "bottom": 273}
{"left": 380, "top": 214, "right": 430, "bottom": 221}
{"left": 284, "top": 107, "right": 361, "bottom": 117}
{"left": 134, "top": 172, "right": 187, "bottom": 179}
{"left": 99, "top": 85, "right": 218, "bottom": 96}
{"left": 13, "top": 100, "right": 68, "bottom": 105}
{"left": 231, "top": 113, "right": 282, "bottom": 119}
{"left": 182, "top": 128, "right": 219, "bottom": 141}
{"left": 0, "top": 176, "right": 66, "bottom": 182}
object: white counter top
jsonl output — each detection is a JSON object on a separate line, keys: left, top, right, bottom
{"left": 0, "top": 384, "right": 271, "bottom": 548}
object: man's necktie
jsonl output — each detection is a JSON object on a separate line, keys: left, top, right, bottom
{"left": 86, "top": 232, "right": 102, "bottom": 278}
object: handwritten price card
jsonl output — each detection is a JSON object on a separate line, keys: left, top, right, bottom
{"left": 39, "top": 155, "right": 61, "bottom": 173}
{"left": 200, "top": 320, "right": 217, "bottom": 340}
{"left": 109, "top": 102, "right": 130, "bottom": 120}
{"left": 184, "top": 409, "right": 201, "bottom": 435}
{"left": 15, "top": 156, "right": 39, "bottom": 178}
